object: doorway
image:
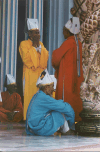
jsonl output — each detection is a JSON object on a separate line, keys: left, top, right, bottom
{"left": 16, "top": 0, "right": 26, "bottom": 103}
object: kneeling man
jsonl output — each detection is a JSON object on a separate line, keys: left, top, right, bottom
{"left": 26, "top": 69, "right": 75, "bottom": 136}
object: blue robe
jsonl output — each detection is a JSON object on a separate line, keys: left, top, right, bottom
{"left": 26, "top": 90, "right": 75, "bottom": 136}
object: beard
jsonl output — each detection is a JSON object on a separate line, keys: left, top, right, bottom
{"left": 32, "top": 35, "right": 40, "bottom": 42}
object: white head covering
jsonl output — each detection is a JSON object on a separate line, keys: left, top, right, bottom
{"left": 65, "top": 17, "right": 80, "bottom": 34}
{"left": 24, "top": 18, "right": 39, "bottom": 33}
{"left": 36, "top": 69, "right": 54, "bottom": 87}
{"left": 50, "top": 75, "right": 57, "bottom": 90}
{"left": 6, "top": 74, "right": 15, "bottom": 85}
{"left": 27, "top": 18, "right": 39, "bottom": 30}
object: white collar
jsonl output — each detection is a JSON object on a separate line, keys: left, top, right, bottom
{"left": 35, "top": 45, "right": 41, "bottom": 53}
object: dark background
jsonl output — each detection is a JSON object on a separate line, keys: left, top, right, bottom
{"left": 16, "top": 0, "right": 26, "bottom": 103}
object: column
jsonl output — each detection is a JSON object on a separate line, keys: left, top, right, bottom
{"left": 0, "top": 0, "right": 18, "bottom": 91}
{"left": 73, "top": 0, "right": 100, "bottom": 135}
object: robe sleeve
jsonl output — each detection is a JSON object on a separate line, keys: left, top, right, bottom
{"left": 0, "top": 102, "right": 2, "bottom": 107}
{"left": 42, "top": 96, "right": 74, "bottom": 115}
{"left": 13, "top": 94, "right": 23, "bottom": 122}
{"left": 0, "top": 107, "right": 10, "bottom": 113}
{"left": 0, "top": 92, "right": 9, "bottom": 113}
{"left": 41, "top": 95, "right": 75, "bottom": 127}
{"left": 19, "top": 41, "right": 35, "bottom": 68}
{"left": 13, "top": 94, "right": 23, "bottom": 112}
{"left": 52, "top": 40, "right": 74, "bottom": 69}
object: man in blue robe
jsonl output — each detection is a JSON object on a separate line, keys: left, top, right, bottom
{"left": 26, "top": 69, "right": 75, "bottom": 136}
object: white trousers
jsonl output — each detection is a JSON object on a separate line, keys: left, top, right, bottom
{"left": 57, "top": 114, "right": 69, "bottom": 133}
{"left": 60, "top": 114, "right": 69, "bottom": 133}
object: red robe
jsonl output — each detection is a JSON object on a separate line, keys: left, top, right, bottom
{"left": 0, "top": 91, "right": 23, "bottom": 122}
{"left": 52, "top": 36, "right": 84, "bottom": 121}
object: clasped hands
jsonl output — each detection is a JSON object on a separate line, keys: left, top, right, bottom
{"left": 6, "top": 111, "right": 16, "bottom": 120}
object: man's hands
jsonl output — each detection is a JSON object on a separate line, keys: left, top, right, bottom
{"left": 6, "top": 112, "right": 16, "bottom": 120}
{"left": 31, "top": 66, "right": 36, "bottom": 71}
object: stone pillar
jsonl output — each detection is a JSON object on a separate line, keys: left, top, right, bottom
{"left": 71, "top": 0, "right": 100, "bottom": 135}
{"left": 0, "top": 0, "right": 18, "bottom": 91}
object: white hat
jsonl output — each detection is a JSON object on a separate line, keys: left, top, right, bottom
{"left": 65, "top": 17, "right": 80, "bottom": 34}
{"left": 6, "top": 74, "right": 15, "bottom": 85}
{"left": 50, "top": 75, "right": 57, "bottom": 90}
{"left": 36, "top": 69, "right": 54, "bottom": 87}
{"left": 27, "top": 18, "right": 39, "bottom": 30}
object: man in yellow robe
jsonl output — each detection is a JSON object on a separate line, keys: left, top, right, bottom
{"left": 19, "top": 19, "right": 49, "bottom": 120}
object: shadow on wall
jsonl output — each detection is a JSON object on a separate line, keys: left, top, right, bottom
{"left": 16, "top": 0, "right": 26, "bottom": 104}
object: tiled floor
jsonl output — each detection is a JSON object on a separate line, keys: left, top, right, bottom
{"left": 0, "top": 122, "right": 100, "bottom": 151}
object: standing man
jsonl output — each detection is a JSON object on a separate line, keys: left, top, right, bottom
{"left": 19, "top": 19, "right": 49, "bottom": 120}
{"left": 52, "top": 17, "right": 84, "bottom": 122}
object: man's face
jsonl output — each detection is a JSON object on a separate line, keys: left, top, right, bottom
{"left": 45, "top": 83, "right": 54, "bottom": 96}
{"left": 7, "top": 84, "right": 18, "bottom": 94}
{"left": 29, "top": 29, "right": 40, "bottom": 42}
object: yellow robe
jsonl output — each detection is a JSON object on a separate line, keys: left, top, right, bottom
{"left": 19, "top": 39, "right": 49, "bottom": 120}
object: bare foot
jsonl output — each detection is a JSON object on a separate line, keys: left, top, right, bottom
{"left": 54, "top": 132, "right": 61, "bottom": 136}
{"left": 61, "top": 129, "right": 76, "bottom": 135}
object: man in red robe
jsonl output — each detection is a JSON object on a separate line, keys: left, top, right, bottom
{"left": 0, "top": 74, "right": 23, "bottom": 122}
{"left": 52, "top": 17, "right": 84, "bottom": 121}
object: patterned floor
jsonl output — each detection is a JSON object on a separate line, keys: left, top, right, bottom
{"left": 0, "top": 122, "right": 100, "bottom": 151}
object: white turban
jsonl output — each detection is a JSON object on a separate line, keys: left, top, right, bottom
{"left": 24, "top": 18, "right": 39, "bottom": 33}
{"left": 36, "top": 69, "right": 54, "bottom": 87}
{"left": 27, "top": 18, "right": 39, "bottom": 30}
{"left": 65, "top": 17, "right": 80, "bottom": 34}
{"left": 6, "top": 74, "right": 15, "bottom": 85}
